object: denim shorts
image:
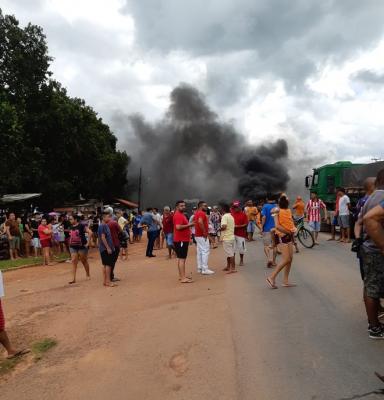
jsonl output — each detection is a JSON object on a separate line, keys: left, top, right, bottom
{"left": 247, "top": 221, "right": 256, "bottom": 233}
{"left": 309, "top": 221, "right": 321, "bottom": 232}
{"left": 339, "top": 215, "right": 350, "bottom": 228}
{"left": 70, "top": 247, "right": 88, "bottom": 255}
{"left": 165, "top": 233, "right": 174, "bottom": 247}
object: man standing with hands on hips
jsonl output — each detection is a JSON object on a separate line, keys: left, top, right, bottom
{"left": 194, "top": 201, "right": 215, "bottom": 275}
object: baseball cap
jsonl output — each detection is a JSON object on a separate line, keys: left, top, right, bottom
{"left": 232, "top": 200, "right": 241, "bottom": 207}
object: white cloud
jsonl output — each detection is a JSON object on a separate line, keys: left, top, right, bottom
{"left": 2, "top": 0, "right": 384, "bottom": 183}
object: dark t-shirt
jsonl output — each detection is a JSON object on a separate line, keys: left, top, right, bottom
{"left": 108, "top": 220, "right": 121, "bottom": 248}
{"left": 30, "top": 220, "right": 40, "bottom": 238}
{"left": 63, "top": 220, "right": 71, "bottom": 239}
{"left": 91, "top": 217, "right": 99, "bottom": 233}
{"left": 69, "top": 224, "right": 87, "bottom": 248}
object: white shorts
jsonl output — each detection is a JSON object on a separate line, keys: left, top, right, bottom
{"left": 223, "top": 240, "right": 235, "bottom": 257}
{"left": 32, "top": 238, "right": 41, "bottom": 248}
{"left": 234, "top": 236, "right": 246, "bottom": 255}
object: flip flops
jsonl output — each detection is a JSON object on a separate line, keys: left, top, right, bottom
{"left": 266, "top": 277, "right": 278, "bottom": 289}
{"left": 7, "top": 349, "right": 30, "bottom": 359}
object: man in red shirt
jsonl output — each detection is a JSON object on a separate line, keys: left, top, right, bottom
{"left": 231, "top": 201, "right": 248, "bottom": 266}
{"left": 194, "top": 201, "right": 215, "bottom": 275}
{"left": 107, "top": 212, "right": 123, "bottom": 282}
{"left": 173, "top": 200, "right": 194, "bottom": 283}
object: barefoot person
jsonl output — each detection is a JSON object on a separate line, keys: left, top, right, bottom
{"left": 266, "top": 195, "right": 297, "bottom": 289}
{"left": 221, "top": 204, "right": 236, "bottom": 274}
{"left": 5, "top": 213, "right": 21, "bottom": 260}
{"left": 231, "top": 201, "right": 248, "bottom": 266}
{"left": 0, "top": 292, "right": 29, "bottom": 359}
{"left": 98, "top": 211, "right": 116, "bottom": 288}
{"left": 244, "top": 200, "right": 258, "bottom": 241}
{"left": 337, "top": 187, "right": 351, "bottom": 243}
{"left": 173, "top": 201, "right": 194, "bottom": 283}
{"left": 261, "top": 194, "right": 278, "bottom": 268}
{"left": 68, "top": 214, "right": 92, "bottom": 284}
{"left": 38, "top": 217, "right": 53, "bottom": 266}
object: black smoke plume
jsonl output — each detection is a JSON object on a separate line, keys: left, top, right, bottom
{"left": 124, "top": 84, "right": 289, "bottom": 206}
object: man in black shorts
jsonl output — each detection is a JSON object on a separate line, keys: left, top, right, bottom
{"left": 173, "top": 201, "right": 194, "bottom": 283}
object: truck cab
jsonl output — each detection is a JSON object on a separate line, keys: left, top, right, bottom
{"left": 305, "top": 161, "right": 362, "bottom": 210}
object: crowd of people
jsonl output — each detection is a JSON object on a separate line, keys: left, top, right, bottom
{"left": 3, "top": 172, "right": 384, "bottom": 358}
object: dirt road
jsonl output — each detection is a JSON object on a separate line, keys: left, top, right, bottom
{"left": 1, "top": 236, "right": 383, "bottom": 399}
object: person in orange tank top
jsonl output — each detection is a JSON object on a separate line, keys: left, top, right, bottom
{"left": 266, "top": 195, "right": 297, "bottom": 289}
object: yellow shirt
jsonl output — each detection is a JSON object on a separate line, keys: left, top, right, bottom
{"left": 118, "top": 216, "right": 127, "bottom": 230}
{"left": 221, "top": 213, "right": 235, "bottom": 241}
{"left": 245, "top": 206, "right": 258, "bottom": 222}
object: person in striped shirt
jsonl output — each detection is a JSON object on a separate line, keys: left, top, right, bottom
{"left": 306, "top": 192, "right": 327, "bottom": 245}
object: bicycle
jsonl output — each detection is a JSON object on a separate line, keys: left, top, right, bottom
{"left": 293, "top": 217, "right": 315, "bottom": 249}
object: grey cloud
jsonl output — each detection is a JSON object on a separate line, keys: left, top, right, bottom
{"left": 353, "top": 70, "right": 384, "bottom": 85}
{"left": 122, "top": 0, "right": 384, "bottom": 97}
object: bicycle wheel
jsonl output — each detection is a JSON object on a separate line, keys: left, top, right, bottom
{"left": 297, "top": 227, "right": 315, "bottom": 249}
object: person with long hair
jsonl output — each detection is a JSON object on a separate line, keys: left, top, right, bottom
{"left": 266, "top": 195, "right": 297, "bottom": 289}
{"left": 68, "top": 214, "right": 92, "bottom": 284}
{"left": 38, "top": 217, "right": 53, "bottom": 266}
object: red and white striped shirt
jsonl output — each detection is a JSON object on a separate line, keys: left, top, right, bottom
{"left": 306, "top": 199, "right": 326, "bottom": 222}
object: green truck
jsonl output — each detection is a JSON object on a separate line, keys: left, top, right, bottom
{"left": 305, "top": 160, "right": 384, "bottom": 211}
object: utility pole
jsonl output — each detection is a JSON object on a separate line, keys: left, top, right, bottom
{"left": 138, "top": 167, "right": 142, "bottom": 211}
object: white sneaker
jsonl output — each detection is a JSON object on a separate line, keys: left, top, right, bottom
{"left": 197, "top": 268, "right": 202, "bottom": 273}
{"left": 201, "top": 269, "right": 215, "bottom": 275}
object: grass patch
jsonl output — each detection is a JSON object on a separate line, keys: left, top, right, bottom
{"left": 31, "top": 338, "right": 57, "bottom": 361}
{"left": 0, "top": 253, "right": 68, "bottom": 271}
{"left": 0, "top": 356, "right": 21, "bottom": 376}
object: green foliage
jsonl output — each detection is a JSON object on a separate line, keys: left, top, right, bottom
{"left": 0, "top": 9, "right": 130, "bottom": 206}
{"left": 0, "top": 252, "right": 68, "bottom": 271}
{"left": 31, "top": 338, "right": 57, "bottom": 360}
{"left": 0, "top": 355, "right": 20, "bottom": 375}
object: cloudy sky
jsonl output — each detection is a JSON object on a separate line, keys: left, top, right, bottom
{"left": 3, "top": 0, "right": 384, "bottom": 183}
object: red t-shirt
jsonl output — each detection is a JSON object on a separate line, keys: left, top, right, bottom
{"left": 108, "top": 220, "right": 121, "bottom": 248}
{"left": 38, "top": 224, "right": 51, "bottom": 240}
{"left": 162, "top": 213, "right": 174, "bottom": 235}
{"left": 231, "top": 210, "right": 248, "bottom": 238}
{"left": 173, "top": 211, "right": 191, "bottom": 242}
{"left": 194, "top": 210, "right": 208, "bottom": 237}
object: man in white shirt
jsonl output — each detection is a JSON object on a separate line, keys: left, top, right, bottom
{"left": 338, "top": 188, "right": 351, "bottom": 243}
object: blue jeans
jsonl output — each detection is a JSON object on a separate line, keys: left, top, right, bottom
{"left": 146, "top": 230, "right": 157, "bottom": 256}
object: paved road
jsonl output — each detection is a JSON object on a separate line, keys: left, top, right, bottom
{"left": 2, "top": 235, "right": 384, "bottom": 400}
{"left": 226, "top": 235, "right": 384, "bottom": 400}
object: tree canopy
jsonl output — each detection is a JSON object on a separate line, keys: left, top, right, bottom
{"left": 0, "top": 10, "right": 130, "bottom": 207}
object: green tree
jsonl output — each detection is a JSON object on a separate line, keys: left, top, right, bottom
{"left": 0, "top": 9, "right": 130, "bottom": 206}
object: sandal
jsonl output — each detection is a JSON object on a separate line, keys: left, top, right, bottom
{"left": 7, "top": 349, "right": 30, "bottom": 359}
{"left": 266, "top": 277, "right": 278, "bottom": 289}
